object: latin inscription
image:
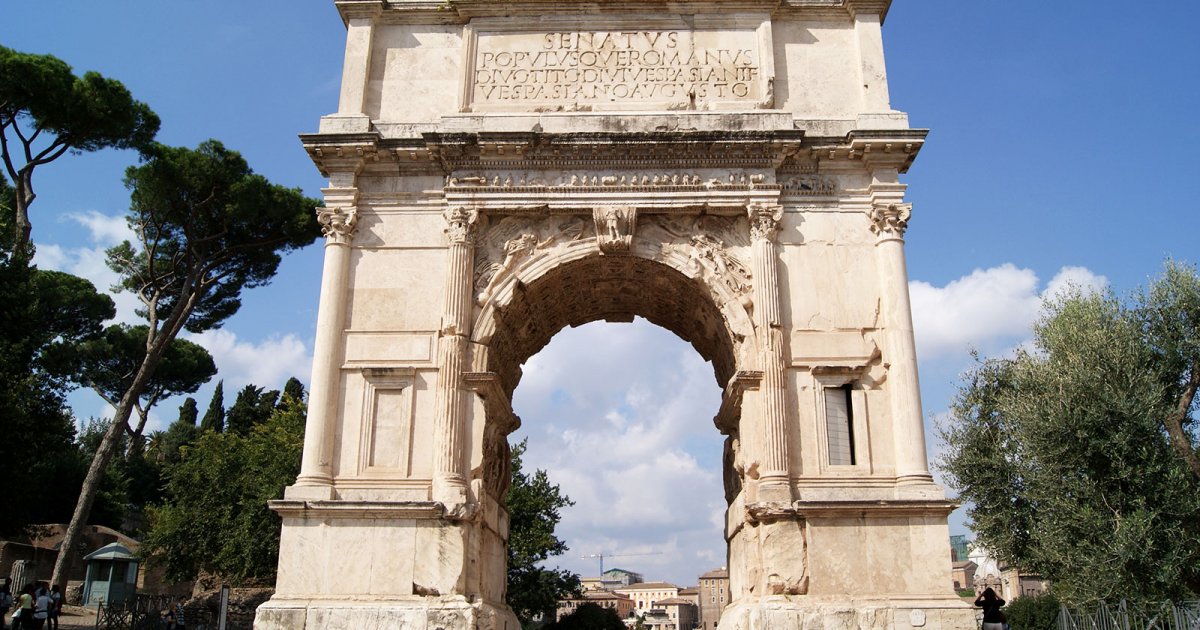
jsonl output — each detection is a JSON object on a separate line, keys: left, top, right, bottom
{"left": 470, "top": 29, "right": 764, "bottom": 109}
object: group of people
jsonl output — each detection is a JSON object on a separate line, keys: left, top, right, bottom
{"left": 1, "top": 582, "right": 62, "bottom": 630}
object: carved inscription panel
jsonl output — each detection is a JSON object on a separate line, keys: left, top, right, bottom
{"left": 468, "top": 27, "right": 768, "bottom": 111}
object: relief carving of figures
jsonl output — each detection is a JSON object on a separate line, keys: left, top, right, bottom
{"left": 593, "top": 206, "right": 638, "bottom": 255}
{"left": 473, "top": 213, "right": 591, "bottom": 304}
{"left": 640, "top": 214, "right": 753, "bottom": 301}
{"left": 687, "top": 234, "right": 752, "bottom": 296}
{"left": 780, "top": 175, "right": 836, "bottom": 195}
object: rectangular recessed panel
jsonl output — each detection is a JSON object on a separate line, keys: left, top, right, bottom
{"left": 368, "top": 386, "right": 412, "bottom": 471}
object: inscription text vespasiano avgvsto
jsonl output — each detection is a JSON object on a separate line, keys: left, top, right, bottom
{"left": 471, "top": 29, "right": 764, "bottom": 108}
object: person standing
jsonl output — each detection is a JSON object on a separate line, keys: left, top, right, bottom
{"left": 167, "top": 596, "right": 186, "bottom": 630}
{"left": 30, "top": 588, "right": 50, "bottom": 630}
{"left": 0, "top": 582, "right": 13, "bottom": 630}
{"left": 974, "top": 587, "right": 1006, "bottom": 630}
{"left": 44, "top": 586, "right": 60, "bottom": 630}
{"left": 13, "top": 585, "right": 34, "bottom": 630}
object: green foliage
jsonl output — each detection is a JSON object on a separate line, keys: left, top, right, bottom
{"left": 143, "top": 397, "right": 306, "bottom": 584}
{"left": 939, "top": 262, "right": 1200, "bottom": 602}
{"left": 281, "top": 377, "right": 306, "bottom": 406}
{"left": 507, "top": 439, "right": 582, "bottom": 623}
{"left": 1003, "top": 593, "right": 1060, "bottom": 630}
{"left": 543, "top": 602, "right": 625, "bottom": 630}
{"left": 0, "top": 258, "right": 114, "bottom": 535}
{"left": 200, "top": 381, "right": 225, "bottom": 433}
{"left": 45, "top": 324, "right": 216, "bottom": 411}
{"left": 108, "top": 140, "right": 320, "bottom": 334}
{"left": 0, "top": 45, "right": 159, "bottom": 254}
{"left": 226, "top": 384, "right": 280, "bottom": 436}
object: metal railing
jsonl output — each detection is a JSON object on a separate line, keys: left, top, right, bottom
{"left": 1058, "top": 600, "right": 1200, "bottom": 630}
{"left": 94, "top": 594, "right": 212, "bottom": 630}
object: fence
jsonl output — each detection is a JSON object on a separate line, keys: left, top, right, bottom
{"left": 1057, "top": 600, "right": 1200, "bottom": 630}
{"left": 94, "top": 594, "right": 212, "bottom": 630}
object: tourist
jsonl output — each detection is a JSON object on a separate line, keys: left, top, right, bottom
{"left": 0, "top": 581, "right": 12, "bottom": 630}
{"left": 44, "top": 586, "right": 60, "bottom": 630}
{"left": 30, "top": 587, "right": 51, "bottom": 630}
{"left": 13, "top": 585, "right": 34, "bottom": 630}
{"left": 974, "top": 587, "right": 1006, "bottom": 630}
{"left": 167, "top": 596, "right": 187, "bottom": 630}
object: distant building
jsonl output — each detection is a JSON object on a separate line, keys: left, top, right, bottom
{"left": 969, "top": 543, "right": 1048, "bottom": 600}
{"left": 556, "top": 589, "right": 633, "bottom": 621}
{"left": 677, "top": 586, "right": 700, "bottom": 608}
{"left": 615, "top": 581, "right": 679, "bottom": 617}
{"left": 952, "top": 560, "right": 977, "bottom": 592}
{"left": 949, "top": 535, "right": 970, "bottom": 562}
{"left": 697, "top": 567, "right": 729, "bottom": 630}
{"left": 655, "top": 597, "right": 698, "bottom": 629}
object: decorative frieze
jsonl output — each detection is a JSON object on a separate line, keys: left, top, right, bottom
{"left": 446, "top": 170, "right": 768, "bottom": 190}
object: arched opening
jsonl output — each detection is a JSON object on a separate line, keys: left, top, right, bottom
{"left": 471, "top": 253, "right": 746, "bottom": 620}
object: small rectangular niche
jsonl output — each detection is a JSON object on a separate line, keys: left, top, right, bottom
{"left": 813, "top": 370, "right": 871, "bottom": 473}
{"left": 824, "top": 385, "right": 856, "bottom": 466}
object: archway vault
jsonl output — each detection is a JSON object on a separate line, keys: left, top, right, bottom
{"left": 472, "top": 228, "right": 751, "bottom": 398}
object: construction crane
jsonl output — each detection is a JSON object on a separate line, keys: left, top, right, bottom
{"left": 580, "top": 551, "right": 663, "bottom": 576}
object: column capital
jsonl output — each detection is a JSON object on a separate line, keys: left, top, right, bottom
{"left": 868, "top": 202, "right": 911, "bottom": 239}
{"left": 748, "top": 203, "right": 784, "bottom": 242}
{"left": 317, "top": 206, "right": 359, "bottom": 245}
{"left": 444, "top": 207, "right": 481, "bottom": 245}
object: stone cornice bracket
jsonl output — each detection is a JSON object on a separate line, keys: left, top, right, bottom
{"left": 747, "top": 204, "right": 784, "bottom": 243}
{"left": 444, "top": 207, "right": 482, "bottom": 246}
{"left": 744, "top": 501, "right": 799, "bottom": 525}
{"left": 317, "top": 206, "right": 359, "bottom": 245}
{"left": 593, "top": 206, "right": 638, "bottom": 255}
{"left": 868, "top": 202, "right": 911, "bottom": 240}
{"left": 844, "top": 0, "right": 892, "bottom": 21}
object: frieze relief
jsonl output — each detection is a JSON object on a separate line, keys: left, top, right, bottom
{"left": 446, "top": 170, "right": 769, "bottom": 190}
{"left": 779, "top": 175, "right": 836, "bottom": 196}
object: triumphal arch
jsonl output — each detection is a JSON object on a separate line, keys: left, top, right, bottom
{"left": 256, "top": 1, "right": 972, "bottom": 628}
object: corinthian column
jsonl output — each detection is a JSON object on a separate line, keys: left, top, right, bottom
{"left": 868, "top": 202, "right": 934, "bottom": 486}
{"left": 748, "top": 204, "right": 792, "bottom": 503}
{"left": 289, "top": 198, "right": 358, "bottom": 500}
{"left": 433, "top": 207, "right": 480, "bottom": 505}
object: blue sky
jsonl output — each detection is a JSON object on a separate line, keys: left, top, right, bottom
{"left": 4, "top": 1, "right": 1197, "bottom": 587}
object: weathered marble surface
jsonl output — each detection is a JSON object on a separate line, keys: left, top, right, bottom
{"left": 258, "top": 1, "right": 975, "bottom": 628}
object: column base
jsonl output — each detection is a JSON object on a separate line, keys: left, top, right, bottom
{"left": 254, "top": 597, "right": 519, "bottom": 630}
{"left": 717, "top": 598, "right": 975, "bottom": 630}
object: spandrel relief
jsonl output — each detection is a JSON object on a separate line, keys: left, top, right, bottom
{"left": 473, "top": 213, "right": 593, "bottom": 305}
{"left": 641, "top": 214, "right": 753, "bottom": 303}
{"left": 594, "top": 206, "right": 638, "bottom": 255}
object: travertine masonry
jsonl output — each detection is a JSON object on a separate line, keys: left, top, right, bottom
{"left": 257, "top": 1, "right": 975, "bottom": 628}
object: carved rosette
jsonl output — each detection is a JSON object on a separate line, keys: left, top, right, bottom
{"left": 444, "top": 207, "right": 481, "bottom": 245}
{"left": 317, "top": 207, "right": 358, "bottom": 245}
{"left": 748, "top": 204, "right": 783, "bottom": 242}
{"left": 868, "top": 202, "right": 912, "bottom": 239}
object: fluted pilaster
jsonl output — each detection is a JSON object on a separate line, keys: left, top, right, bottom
{"left": 748, "top": 204, "right": 792, "bottom": 502}
{"left": 290, "top": 198, "right": 359, "bottom": 499}
{"left": 868, "top": 201, "right": 933, "bottom": 486}
{"left": 433, "top": 207, "right": 481, "bottom": 504}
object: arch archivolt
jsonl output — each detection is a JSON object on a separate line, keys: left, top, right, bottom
{"left": 468, "top": 207, "right": 767, "bottom": 397}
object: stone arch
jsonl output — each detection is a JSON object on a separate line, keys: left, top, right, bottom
{"left": 469, "top": 212, "right": 760, "bottom": 397}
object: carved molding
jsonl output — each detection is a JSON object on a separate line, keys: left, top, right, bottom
{"left": 594, "top": 206, "right": 638, "bottom": 255}
{"left": 317, "top": 206, "right": 359, "bottom": 244}
{"left": 473, "top": 214, "right": 592, "bottom": 304}
{"left": 444, "top": 207, "right": 482, "bottom": 245}
{"left": 446, "top": 170, "right": 769, "bottom": 191}
{"left": 868, "top": 202, "right": 912, "bottom": 239}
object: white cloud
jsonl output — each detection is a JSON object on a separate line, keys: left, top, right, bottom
{"left": 185, "top": 329, "right": 312, "bottom": 392}
{"left": 511, "top": 320, "right": 727, "bottom": 586}
{"left": 910, "top": 264, "right": 1108, "bottom": 359}
{"left": 33, "top": 212, "right": 142, "bottom": 324}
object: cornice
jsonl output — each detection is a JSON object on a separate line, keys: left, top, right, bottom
{"left": 300, "top": 127, "right": 926, "bottom": 176}
{"left": 335, "top": 0, "right": 891, "bottom": 26}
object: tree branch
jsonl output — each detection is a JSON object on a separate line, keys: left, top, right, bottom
{"left": 1163, "top": 363, "right": 1200, "bottom": 481}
